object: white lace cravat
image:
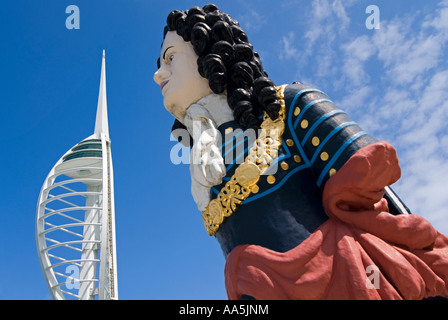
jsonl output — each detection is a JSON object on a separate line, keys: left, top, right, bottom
{"left": 183, "top": 96, "right": 232, "bottom": 211}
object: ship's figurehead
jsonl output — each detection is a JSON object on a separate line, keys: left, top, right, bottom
{"left": 153, "top": 4, "right": 448, "bottom": 300}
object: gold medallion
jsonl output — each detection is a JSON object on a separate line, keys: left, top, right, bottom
{"left": 235, "top": 162, "right": 261, "bottom": 188}
{"left": 260, "top": 117, "right": 285, "bottom": 137}
{"left": 202, "top": 199, "right": 223, "bottom": 235}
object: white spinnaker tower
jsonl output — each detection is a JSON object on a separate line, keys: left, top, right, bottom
{"left": 36, "top": 51, "right": 118, "bottom": 300}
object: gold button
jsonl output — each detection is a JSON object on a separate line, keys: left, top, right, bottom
{"left": 294, "top": 155, "right": 301, "bottom": 163}
{"left": 225, "top": 127, "right": 233, "bottom": 134}
{"left": 281, "top": 162, "right": 289, "bottom": 170}
{"left": 329, "top": 168, "right": 336, "bottom": 176}
{"left": 267, "top": 175, "right": 276, "bottom": 184}
{"left": 294, "top": 107, "right": 301, "bottom": 116}
{"left": 301, "top": 119, "right": 308, "bottom": 129}
{"left": 251, "top": 185, "right": 259, "bottom": 193}
{"left": 286, "top": 139, "right": 294, "bottom": 147}
{"left": 312, "top": 137, "right": 320, "bottom": 146}
{"left": 320, "top": 152, "right": 329, "bottom": 161}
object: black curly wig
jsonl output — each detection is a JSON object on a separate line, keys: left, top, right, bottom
{"left": 157, "top": 4, "right": 281, "bottom": 138}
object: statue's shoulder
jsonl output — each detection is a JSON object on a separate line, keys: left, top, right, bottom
{"left": 280, "top": 82, "right": 376, "bottom": 188}
{"left": 283, "top": 82, "right": 328, "bottom": 108}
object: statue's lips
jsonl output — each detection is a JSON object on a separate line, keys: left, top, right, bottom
{"left": 160, "top": 80, "right": 169, "bottom": 92}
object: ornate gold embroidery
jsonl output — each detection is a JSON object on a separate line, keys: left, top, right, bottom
{"left": 202, "top": 85, "right": 287, "bottom": 236}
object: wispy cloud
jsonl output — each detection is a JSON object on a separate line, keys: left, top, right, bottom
{"left": 279, "top": 32, "right": 298, "bottom": 61}
{"left": 236, "top": 8, "right": 265, "bottom": 33}
{"left": 279, "top": 0, "right": 357, "bottom": 88}
{"left": 372, "top": 18, "right": 445, "bottom": 86}
{"left": 341, "top": 35, "right": 376, "bottom": 87}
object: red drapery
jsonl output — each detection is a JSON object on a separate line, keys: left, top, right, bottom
{"left": 224, "top": 141, "right": 448, "bottom": 300}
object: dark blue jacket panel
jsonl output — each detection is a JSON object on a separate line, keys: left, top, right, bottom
{"left": 213, "top": 83, "right": 376, "bottom": 256}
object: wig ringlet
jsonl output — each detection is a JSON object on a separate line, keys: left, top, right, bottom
{"left": 159, "top": 4, "right": 281, "bottom": 140}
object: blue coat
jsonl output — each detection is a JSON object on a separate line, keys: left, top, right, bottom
{"left": 210, "top": 82, "right": 409, "bottom": 257}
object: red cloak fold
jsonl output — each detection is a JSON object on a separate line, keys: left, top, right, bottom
{"left": 224, "top": 141, "right": 448, "bottom": 300}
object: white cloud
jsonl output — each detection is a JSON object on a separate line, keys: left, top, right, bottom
{"left": 374, "top": 31, "right": 444, "bottom": 85}
{"left": 278, "top": 0, "right": 357, "bottom": 88}
{"left": 423, "top": 2, "right": 448, "bottom": 38}
{"left": 237, "top": 9, "right": 265, "bottom": 32}
{"left": 343, "top": 35, "right": 376, "bottom": 61}
{"left": 280, "top": 32, "right": 298, "bottom": 60}
{"left": 331, "top": 0, "right": 350, "bottom": 28}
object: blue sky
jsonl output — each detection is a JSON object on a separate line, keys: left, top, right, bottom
{"left": 1, "top": 0, "right": 447, "bottom": 300}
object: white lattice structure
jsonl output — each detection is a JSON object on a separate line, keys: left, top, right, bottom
{"left": 36, "top": 51, "right": 118, "bottom": 300}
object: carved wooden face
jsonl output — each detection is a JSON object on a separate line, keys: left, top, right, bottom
{"left": 154, "top": 31, "right": 212, "bottom": 123}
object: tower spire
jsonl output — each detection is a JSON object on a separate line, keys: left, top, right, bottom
{"left": 36, "top": 50, "right": 118, "bottom": 300}
{"left": 94, "top": 50, "right": 109, "bottom": 139}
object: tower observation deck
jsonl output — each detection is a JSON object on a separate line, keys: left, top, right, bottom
{"left": 36, "top": 51, "right": 118, "bottom": 300}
